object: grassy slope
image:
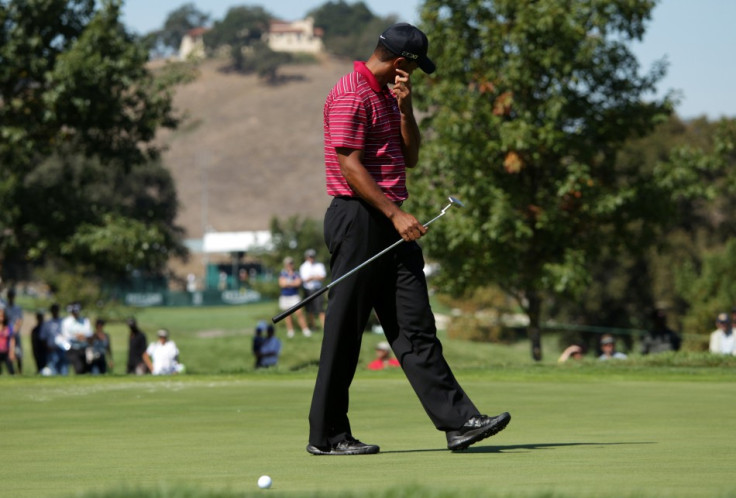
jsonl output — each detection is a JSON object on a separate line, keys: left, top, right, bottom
{"left": 158, "top": 57, "right": 352, "bottom": 239}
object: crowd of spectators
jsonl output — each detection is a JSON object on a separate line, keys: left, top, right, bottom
{"left": 558, "top": 308, "right": 736, "bottom": 362}
{"left": 3, "top": 287, "right": 735, "bottom": 377}
{"left": 0, "top": 289, "right": 187, "bottom": 376}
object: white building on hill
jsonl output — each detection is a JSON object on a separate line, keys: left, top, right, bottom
{"left": 179, "top": 18, "right": 323, "bottom": 60}
{"left": 267, "top": 17, "right": 324, "bottom": 54}
{"left": 179, "top": 27, "right": 207, "bottom": 60}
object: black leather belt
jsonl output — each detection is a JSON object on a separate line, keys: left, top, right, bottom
{"left": 334, "top": 196, "right": 403, "bottom": 207}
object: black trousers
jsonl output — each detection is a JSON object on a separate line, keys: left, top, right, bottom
{"left": 308, "top": 197, "right": 479, "bottom": 447}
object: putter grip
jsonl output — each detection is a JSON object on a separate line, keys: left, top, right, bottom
{"left": 272, "top": 286, "right": 329, "bottom": 324}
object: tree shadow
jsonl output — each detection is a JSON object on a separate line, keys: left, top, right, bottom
{"left": 381, "top": 441, "right": 655, "bottom": 455}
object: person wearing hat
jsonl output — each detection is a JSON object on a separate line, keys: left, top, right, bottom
{"left": 299, "top": 249, "right": 327, "bottom": 331}
{"left": 709, "top": 312, "right": 735, "bottom": 355}
{"left": 307, "top": 22, "right": 510, "bottom": 456}
{"left": 142, "top": 328, "right": 183, "bottom": 375}
{"left": 60, "top": 302, "right": 92, "bottom": 374}
{"left": 598, "top": 334, "right": 628, "bottom": 360}
{"left": 253, "top": 321, "right": 281, "bottom": 369}
{"left": 367, "top": 341, "right": 400, "bottom": 370}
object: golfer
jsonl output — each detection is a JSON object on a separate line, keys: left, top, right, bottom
{"left": 307, "top": 23, "right": 510, "bottom": 456}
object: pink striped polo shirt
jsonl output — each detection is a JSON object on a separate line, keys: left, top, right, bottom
{"left": 323, "top": 61, "right": 408, "bottom": 201}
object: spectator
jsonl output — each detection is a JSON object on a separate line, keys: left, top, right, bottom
{"left": 126, "top": 318, "right": 148, "bottom": 375}
{"left": 598, "top": 334, "right": 627, "bottom": 360}
{"left": 87, "top": 318, "right": 113, "bottom": 374}
{"left": 300, "top": 249, "right": 327, "bottom": 331}
{"left": 367, "top": 342, "right": 400, "bottom": 370}
{"left": 253, "top": 321, "right": 266, "bottom": 368}
{"left": 0, "top": 306, "right": 16, "bottom": 374}
{"left": 39, "top": 304, "right": 67, "bottom": 376}
{"left": 143, "top": 329, "right": 184, "bottom": 375}
{"left": 278, "top": 257, "right": 311, "bottom": 338}
{"left": 60, "top": 302, "right": 92, "bottom": 374}
{"left": 255, "top": 321, "right": 281, "bottom": 369}
{"left": 709, "top": 312, "right": 735, "bottom": 355}
{"left": 30, "top": 310, "right": 47, "bottom": 374}
{"left": 640, "top": 309, "right": 681, "bottom": 355}
{"left": 5, "top": 289, "right": 23, "bottom": 373}
{"left": 558, "top": 344, "right": 585, "bottom": 363}
{"left": 186, "top": 273, "right": 197, "bottom": 293}
{"left": 238, "top": 268, "right": 249, "bottom": 292}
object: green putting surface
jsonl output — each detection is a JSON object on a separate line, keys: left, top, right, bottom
{"left": 2, "top": 370, "right": 735, "bottom": 497}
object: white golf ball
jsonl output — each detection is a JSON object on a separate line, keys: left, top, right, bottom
{"left": 257, "top": 475, "right": 272, "bottom": 489}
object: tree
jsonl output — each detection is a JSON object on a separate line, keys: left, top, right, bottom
{"left": 159, "top": 3, "right": 209, "bottom": 52}
{"left": 141, "top": 3, "right": 209, "bottom": 57}
{"left": 18, "top": 151, "right": 185, "bottom": 279}
{"left": 203, "top": 5, "right": 271, "bottom": 72}
{"left": 413, "top": 0, "right": 675, "bottom": 360}
{"left": 309, "top": 1, "right": 395, "bottom": 60}
{"left": 549, "top": 116, "right": 736, "bottom": 336}
{"left": 0, "top": 0, "right": 182, "bottom": 281}
{"left": 265, "top": 215, "right": 327, "bottom": 273}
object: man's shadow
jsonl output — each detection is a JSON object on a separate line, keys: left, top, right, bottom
{"left": 382, "top": 441, "right": 655, "bottom": 455}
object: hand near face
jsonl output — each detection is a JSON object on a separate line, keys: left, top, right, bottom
{"left": 392, "top": 67, "right": 413, "bottom": 113}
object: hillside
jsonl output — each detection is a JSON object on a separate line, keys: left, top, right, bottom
{"left": 157, "top": 56, "right": 354, "bottom": 240}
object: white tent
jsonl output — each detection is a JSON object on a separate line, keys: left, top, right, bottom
{"left": 202, "top": 231, "right": 273, "bottom": 253}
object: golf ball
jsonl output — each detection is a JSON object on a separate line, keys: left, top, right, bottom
{"left": 257, "top": 475, "right": 272, "bottom": 489}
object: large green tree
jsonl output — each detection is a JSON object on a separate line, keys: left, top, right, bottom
{"left": 203, "top": 5, "right": 272, "bottom": 73}
{"left": 413, "top": 0, "right": 676, "bottom": 360}
{"left": 0, "top": 0, "right": 182, "bottom": 281}
{"left": 551, "top": 116, "right": 736, "bottom": 337}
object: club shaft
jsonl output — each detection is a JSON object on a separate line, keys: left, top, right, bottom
{"left": 271, "top": 205, "right": 451, "bottom": 324}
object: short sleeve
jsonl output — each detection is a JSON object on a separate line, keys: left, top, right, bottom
{"left": 327, "top": 92, "right": 366, "bottom": 149}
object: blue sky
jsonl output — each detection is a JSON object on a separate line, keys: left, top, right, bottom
{"left": 122, "top": 0, "right": 736, "bottom": 120}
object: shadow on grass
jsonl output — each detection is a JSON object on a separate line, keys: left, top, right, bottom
{"left": 382, "top": 441, "right": 655, "bottom": 455}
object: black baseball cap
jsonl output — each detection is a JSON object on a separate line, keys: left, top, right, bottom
{"left": 378, "top": 23, "right": 436, "bottom": 74}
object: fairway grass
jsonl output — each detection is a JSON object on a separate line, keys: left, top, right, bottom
{"left": 3, "top": 370, "right": 736, "bottom": 498}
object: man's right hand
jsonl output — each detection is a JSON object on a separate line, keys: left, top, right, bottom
{"left": 390, "top": 210, "right": 427, "bottom": 242}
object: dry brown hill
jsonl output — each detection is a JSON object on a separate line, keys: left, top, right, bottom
{"left": 158, "top": 56, "right": 354, "bottom": 240}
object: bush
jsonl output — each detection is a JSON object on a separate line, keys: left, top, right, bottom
{"left": 440, "top": 286, "right": 523, "bottom": 343}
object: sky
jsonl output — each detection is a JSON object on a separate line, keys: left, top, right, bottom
{"left": 122, "top": 0, "right": 736, "bottom": 120}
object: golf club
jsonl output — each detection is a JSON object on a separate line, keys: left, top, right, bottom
{"left": 272, "top": 196, "right": 464, "bottom": 324}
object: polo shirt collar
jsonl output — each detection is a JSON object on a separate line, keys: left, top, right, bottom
{"left": 354, "top": 61, "right": 385, "bottom": 92}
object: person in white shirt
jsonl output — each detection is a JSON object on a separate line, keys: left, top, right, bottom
{"left": 299, "top": 249, "right": 327, "bottom": 330}
{"left": 709, "top": 312, "right": 735, "bottom": 355}
{"left": 61, "top": 302, "right": 92, "bottom": 374}
{"left": 143, "top": 329, "right": 184, "bottom": 375}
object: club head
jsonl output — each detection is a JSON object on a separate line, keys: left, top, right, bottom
{"left": 448, "top": 196, "right": 465, "bottom": 208}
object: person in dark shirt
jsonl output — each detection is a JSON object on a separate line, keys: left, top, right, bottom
{"left": 126, "top": 318, "right": 148, "bottom": 374}
{"left": 641, "top": 309, "right": 681, "bottom": 355}
{"left": 31, "top": 310, "right": 47, "bottom": 374}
